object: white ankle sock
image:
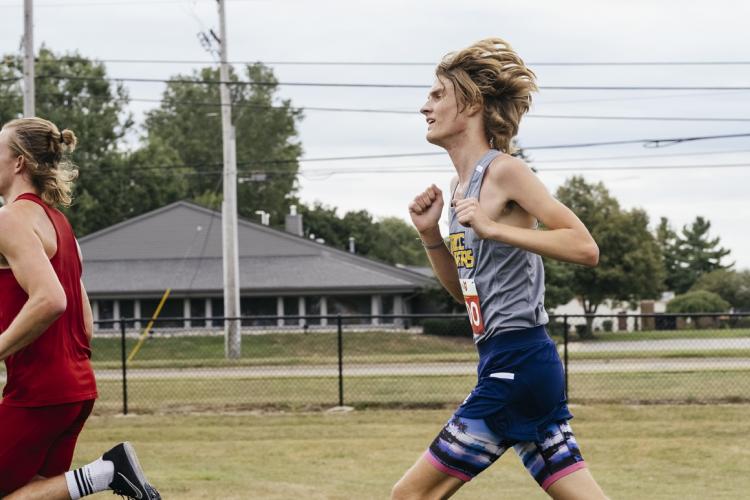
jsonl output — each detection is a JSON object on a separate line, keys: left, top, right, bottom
{"left": 64, "top": 458, "right": 115, "bottom": 499}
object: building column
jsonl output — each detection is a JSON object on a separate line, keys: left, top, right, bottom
{"left": 298, "top": 297, "right": 306, "bottom": 327}
{"left": 371, "top": 295, "right": 381, "bottom": 326}
{"left": 394, "top": 295, "right": 404, "bottom": 328}
{"left": 205, "top": 298, "right": 212, "bottom": 329}
{"left": 320, "top": 296, "right": 328, "bottom": 327}
{"left": 134, "top": 300, "right": 141, "bottom": 330}
{"left": 113, "top": 300, "right": 120, "bottom": 331}
{"left": 184, "top": 298, "right": 191, "bottom": 329}
{"left": 277, "top": 297, "right": 284, "bottom": 327}
{"left": 92, "top": 300, "right": 99, "bottom": 328}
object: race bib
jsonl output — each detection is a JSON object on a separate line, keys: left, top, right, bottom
{"left": 460, "top": 278, "right": 485, "bottom": 337}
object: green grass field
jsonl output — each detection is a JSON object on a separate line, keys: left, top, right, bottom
{"left": 90, "top": 369, "right": 750, "bottom": 415}
{"left": 74, "top": 328, "right": 750, "bottom": 413}
{"left": 88, "top": 328, "right": 750, "bottom": 369}
{"left": 73, "top": 404, "right": 750, "bottom": 499}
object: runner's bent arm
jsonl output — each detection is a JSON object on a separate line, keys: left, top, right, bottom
{"left": 80, "top": 281, "right": 94, "bottom": 342}
{"left": 409, "top": 184, "right": 464, "bottom": 303}
{"left": 454, "top": 156, "right": 599, "bottom": 267}
{"left": 0, "top": 210, "right": 67, "bottom": 360}
{"left": 77, "top": 241, "right": 94, "bottom": 341}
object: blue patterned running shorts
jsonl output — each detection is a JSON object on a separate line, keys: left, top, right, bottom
{"left": 426, "top": 415, "right": 587, "bottom": 490}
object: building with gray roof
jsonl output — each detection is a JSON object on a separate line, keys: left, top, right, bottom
{"left": 79, "top": 201, "right": 435, "bottom": 330}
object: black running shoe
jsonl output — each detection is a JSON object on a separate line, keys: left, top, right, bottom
{"left": 102, "top": 442, "right": 162, "bottom": 499}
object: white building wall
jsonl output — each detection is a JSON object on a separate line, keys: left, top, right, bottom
{"left": 549, "top": 292, "right": 674, "bottom": 331}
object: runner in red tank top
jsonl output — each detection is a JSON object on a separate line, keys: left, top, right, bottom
{"left": 0, "top": 118, "right": 160, "bottom": 499}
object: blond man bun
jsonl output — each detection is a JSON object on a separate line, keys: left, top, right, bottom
{"left": 2, "top": 117, "right": 79, "bottom": 207}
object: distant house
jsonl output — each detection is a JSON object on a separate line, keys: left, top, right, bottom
{"left": 550, "top": 292, "right": 676, "bottom": 331}
{"left": 79, "top": 201, "right": 435, "bottom": 331}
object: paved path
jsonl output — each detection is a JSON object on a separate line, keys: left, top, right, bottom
{"left": 566, "top": 337, "right": 750, "bottom": 352}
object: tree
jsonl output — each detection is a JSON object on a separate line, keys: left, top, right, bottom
{"left": 690, "top": 269, "right": 750, "bottom": 312}
{"left": 0, "top": 49, "right": 188, "bottom": 235}
{"left": 655, "top": 217, "right": 682, "bottom": 292}
{"left": 555, "top": 177, "right": 665, "bottom": 338}
{"left": 297, "top": 202, "right": 350, "bottom": 247}
{"left": 298, "top": 202, "right": 428, "bottom": 266}
{"left": 657, "top": 216, "right": 733, "bottom": 294}
{"left": 666, "top": 290, "right": 730, "bottom": 313}
{"left": 369, "top": 217, "right": 429, "bottom": 266}
{"left": 543, "top": 257, "right": 575, "bottom": 310}
{"left": 0, "top": 55, "right": 23, "bottom": 124}
{"left": 673, "top": 217, "right": 732, "bottom": 293}
{"left": 143, "top": 64, "right": 303, "bottom": 226}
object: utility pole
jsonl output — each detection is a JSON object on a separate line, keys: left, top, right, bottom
{"left": 23, "top": 0, "right": 34, "bottom": 117}
{"left": 217, "top": 0, "right": 241, "bottom": 359}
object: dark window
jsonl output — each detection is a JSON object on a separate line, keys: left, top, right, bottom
{"left": 140, "top": 298, "right": 184, "bottom": 329}
{"left": 211, "top": 298, "right": 224, "bottom": 327}
{"left": 381, "top": 295, "right": 395, "bottom": 324}
{"left": 305, "top": 296, "right": 321, "bottom": 325}
{"left": 240, "top": 297, "right": 277, "bottom": 326}
{"left": 190, "top": 299, "right": 206, "bottom": 327}
{"left": 329, "top": 295, "right": 371, "bottom": 325}
{"left": 119, "top": 300, "right": 135, "bottom": 329}
{"left": 283, "top": 297, "right": 299, "bottom": 326}
{"left": 98, "top": 300, "right": 114, "bottom": 330}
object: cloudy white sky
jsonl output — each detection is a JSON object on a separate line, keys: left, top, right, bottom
{"left": 1, "top": 0, "right": 749, "bottom": 269}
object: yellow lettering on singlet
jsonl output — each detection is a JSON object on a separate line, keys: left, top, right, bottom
{"left": 449, "top": 232, "right": 475, "bottom": 269}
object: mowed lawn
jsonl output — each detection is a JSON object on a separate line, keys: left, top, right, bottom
{"left": 89, "top": 328, "right": 750, "bottom": 369}
{"left": 91, "top": 370, "right": 750, "bottom": 414}
{"left": 81, "top": 328, "right": 750, "bottom": 412}
{"left": 73, "top": 404, "right": 750, "bottom": 499}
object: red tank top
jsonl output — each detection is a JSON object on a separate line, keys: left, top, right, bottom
{"left": 0, "top": 193, "right": 97, "bottom": 406}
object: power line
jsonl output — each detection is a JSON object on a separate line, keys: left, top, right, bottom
{"left": 31, "top": 75, "right": 750, "bottom": 91}
{"left": 257, "top": 131, "right": 750, "bottom": 160}
{"left": 77, "top": 132, "right": 750, "bottom": 174}
{"left": 81, "top": 148, "right": 750, "bottom": 174}
{"left": 82, "top": 161, "right": 750, "bottom": 180}
{"left": 0, "top": 0, "right": 260, "bottom": 7}
{"left": 300, "top": 162, "right": 750, "bottom": 174}
{"left": 61, "top": 96, "right": 750, "bottom": 121}
{"left": 43, "top": 57, "right": 750, "bottom": 67}
{"left": 528, "top": 114, "right": 750, "bottom": 123}
{"left": 0, "top": 91, "right": 414, "bottom": 114}
{"left": 535, "top": 163, "right": 750, "bottom": 173}
{"left": 523, "top": 132, "right": 750, "bottom": 151}
{"left": 127, "top": 97, "right": 414, "bottom": 115}
{"left": 530, "top": 148, "right": 750, "bottom": 164}
{"left": 296, "top": 162, "right": 750, "bottom": 180}
{"left": 10, "top": 91, "right": 748, "bottom": 121}
{"left": 542, "top": 89, "right": 750, "bottom": 105}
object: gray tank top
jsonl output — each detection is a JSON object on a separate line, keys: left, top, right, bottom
{"left": 448, "top": 149, "right": 548, "bottom": 344}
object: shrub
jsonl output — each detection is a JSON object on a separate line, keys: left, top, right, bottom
{"left": 575, "top": 324, "right": 587, "bottom": 337}
{"left": 422, "top": 318, "right": 472, "bottom": 337}
{"left": 602, "top": 319, "right": 613, "bottom": 332}
{"left": 546, "top": 320, "right": 568, "bottom": 339}
{"left": 666, "top": 290, "right": 731, "bottom": 313}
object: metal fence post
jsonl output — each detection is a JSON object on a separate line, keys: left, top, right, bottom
{"left": 563, "top": 315, "right": 569, "bottom": 399}
{"left": 120, "top": 319, "right": 128, "bottom": 415}
{"left": 337, "top": 315, "right": 344, "bottom": 407}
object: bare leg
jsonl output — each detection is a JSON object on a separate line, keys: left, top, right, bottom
{"left": 547, "top": 468, "right": 609, "bottom": 500}
{"left": 5, "top": 475, "right": 71, "bottom": 500}
{"left": 391, "top": 454, "right": 465, "bottom": 500}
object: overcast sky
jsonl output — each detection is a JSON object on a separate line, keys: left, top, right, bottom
{"left": 1, "top": 0, "right": 749, "bottom": 269}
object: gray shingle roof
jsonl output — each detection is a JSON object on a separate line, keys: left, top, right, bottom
{"left": 79, "top": 202, "right": 434, "bottom": 296}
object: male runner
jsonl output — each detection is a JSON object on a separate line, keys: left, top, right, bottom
{"left": 0, "top": 117, "right": 160, "bottom": 499}
{"left": 392, "top": 38, "right": 609, "bottom": 499}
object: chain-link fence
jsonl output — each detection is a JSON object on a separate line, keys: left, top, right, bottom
{"left": 86, "top": 312, "right": 750, "bottom": 414}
